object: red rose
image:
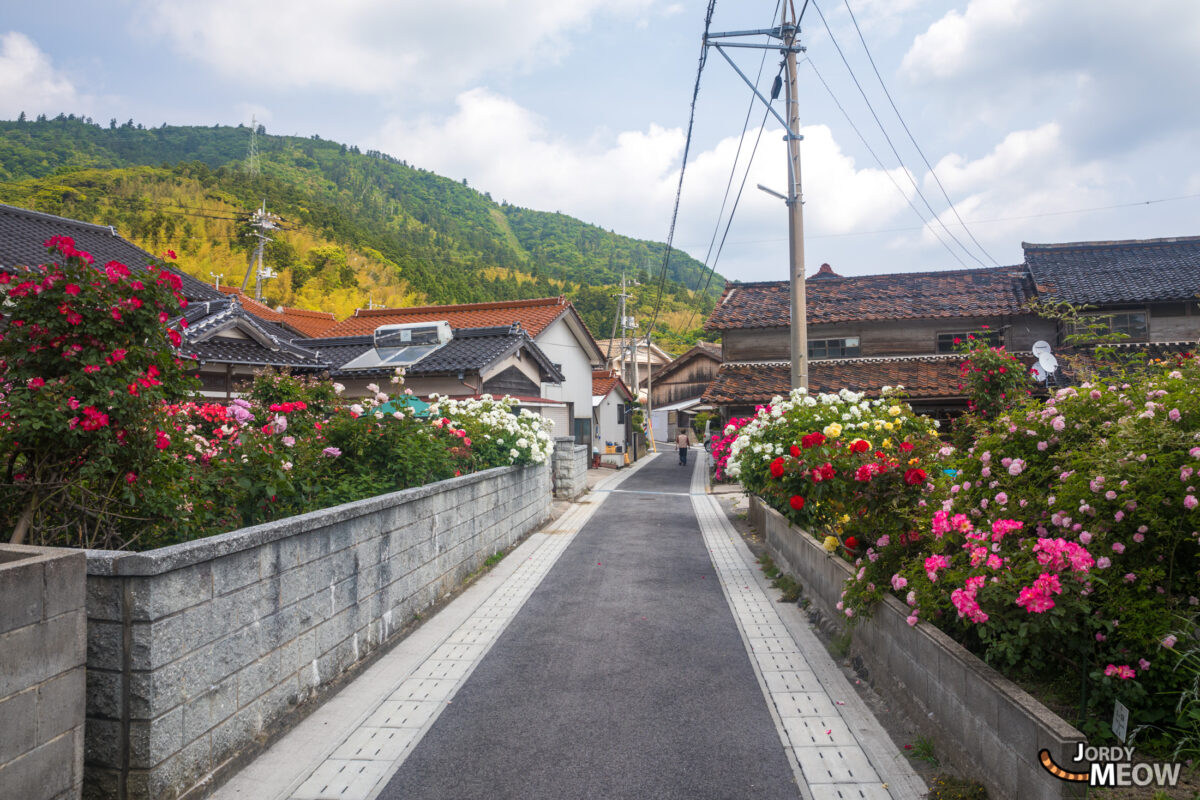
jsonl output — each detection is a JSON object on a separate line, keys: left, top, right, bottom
{"left": 850, "top": 439, "right": 869, "bottom": 453}
{"left": 904, "top": 468, "right": 927, "bottom": 486}
{"left": 769, "top": 457, "right": 785, "bottom": 479}
{"left": 790, "top": 445, "right": 801, "bottom": 458}
{"left": 844, "top": 536, "right": 859, "bottom": 550}
{"left": 899, "top": 441, "right": 914, "bottom": 452}
{"left": 789, "top": 495, "right": 805, "bottom": 511}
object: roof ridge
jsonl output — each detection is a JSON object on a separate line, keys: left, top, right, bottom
{"left": 1023, "top": 236, "right": 1200, "bottom": 251}
{"left": 0, "top": 202, "right": 124, "bottom": 235}
{"left": 351, "top": 296, "right": 565, "bottom": 318}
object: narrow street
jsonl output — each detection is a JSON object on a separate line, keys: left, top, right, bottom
{"left": 215, "top": 452, "right": 923, "bottom": 800}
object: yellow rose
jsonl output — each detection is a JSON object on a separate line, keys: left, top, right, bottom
{"left": 884, "top": 421, "right": 895, "bottom": 431}
{"left": 839, "top": 514, "right": 850, "bottom": 524}
{"left": 823, "top": 422, "right": 843, "bottom": 438}
{"left": 881, "top": 438, "right": 891, "bottom": 449}
{"left": 823, "top": 536, "right": 839, "bottom": 552}
{"left": 889, "top": 405, "right": 902, "bottom": 416}
{"left": 908, "top": 457, "right": 921, "bottom": 466}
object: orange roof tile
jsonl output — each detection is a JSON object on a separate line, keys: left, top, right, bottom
{"left": 591, "top": 369, "right": 632, "bottom": 400}
{"left": 216, "top": 285, "right": 285, "bottom": 323}
{"left": 323, "top": 296, "right": 571, "bottom": 338}
{"left": 215, "top": 285, "right": 338, "bottom": 337}
{"left": 278, "top": 307, "right": 338, "bottom": 337}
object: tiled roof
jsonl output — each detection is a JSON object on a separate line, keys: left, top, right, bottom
{"left": 180, "top": 298, "right": 325, "bottom": 368}
{"left": 214, "top": 286, "right": 339, "bottom": 337}
{"left": 705, "top": 266, "right": 1031, "bottom": 330}
{"left": 1024, "top": 236, "right": 1200, "bottom": 305}
{"left": 279, "top": 307, "right": 338, "bottom": 337}
{"left": 701, "top": 355, "right": 982, "bottom": 404}
{"left": 323, "top": 296, "right": 572, "bottom": 338}
{"left": 592, "top": 369, "right": 632, "bottom": 400}
{"left": 304, "top": 325, "right": 564, "bottom": 381}
{"left": 0, "top": 202, "right": 222, "bottom": 302}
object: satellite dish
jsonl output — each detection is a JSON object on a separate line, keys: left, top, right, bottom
{"left": 1031, "top": 340, "right": 1058, "bottom": 376}
{"left": 1030, "top": 363, "right": 1047, "bottom": 383}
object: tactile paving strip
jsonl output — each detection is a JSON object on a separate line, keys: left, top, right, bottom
{"left": 691, "top": 485, "right": 895, "bottom": 799}
{"left": 287, "top": 457, "right": 657, "bottom": 800}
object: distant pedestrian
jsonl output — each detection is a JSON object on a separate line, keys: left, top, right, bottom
{"left": 677, "top": 430, "right": 690, "bottom": 466}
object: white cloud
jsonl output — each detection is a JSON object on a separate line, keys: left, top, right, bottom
{"left": 918, "top": 123, "right": 1110, "bottom": 252}
{"left": 901, "top": 0, "right": 1200, "bottom": 150}
{"left": 371, "top": 88, "right": 918, "bottom": 280}
{"left": 0, "top": 32, "right": 81, "bottom": 118}
{"left": 141, "top": 0, "right": 654, "bottom": 96}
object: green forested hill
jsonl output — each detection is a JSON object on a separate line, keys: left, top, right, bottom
{"left": 0, "top": 115, "right": 720, "bottom": 349}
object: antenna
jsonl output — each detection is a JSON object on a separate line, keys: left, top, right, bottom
{"left": 246, "top": 116, "right": 261, "bottom": 176}
{"left": 209, "top": 272, "right": 225, "bottom": 291}
{"left": 1030, "top": 340, "right": 1059, "bottom": 384}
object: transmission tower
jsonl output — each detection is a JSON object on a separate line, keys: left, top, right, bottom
{"left": 246, "top": 116, "right": 261, "bottom": 176}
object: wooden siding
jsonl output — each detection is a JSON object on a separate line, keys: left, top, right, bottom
{"left": 720, "top": 315, "right": 1057, "bottom": 362}
{"left": 651, "top": 355, "right": 721, "bottom": 406}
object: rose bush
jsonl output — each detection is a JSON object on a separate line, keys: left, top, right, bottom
{"left": 0, "top": 238, "right": 556, "bottom": 550}
{"left": 840, "top": 354, "right": 1200, "bottom": 742}
{"left": 726, "top": 387, "right": 942, "bottom": 554}
{"left": 0, "top": 237, "right": 196, "bottom": 547}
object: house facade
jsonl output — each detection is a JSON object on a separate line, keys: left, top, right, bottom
{"left": 703, "top": 264, "right": 1050, "bottom": 419}
{"left": 648, "top": 341, "right": 722, "bottom": 442}
{"left": 321, "top": 297, "right": 605, "bottom": 442}
{"left": 594, "top": 338, "right": 673, "bottom": 390}
{"left": 703, "top": 240, "right": 1200, "bottom": 419}
{"left": 591, "top": 369, "right": 634, "bottom": 467}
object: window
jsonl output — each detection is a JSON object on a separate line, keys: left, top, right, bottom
{"left": 808, "top": 337, "right": 860, "bottom": 359}
{"left": 937, "top": 330, "right": 1002, "bottom": 354}
{"left": 1070, "top": 311, "right": 1148, "bottom": 342}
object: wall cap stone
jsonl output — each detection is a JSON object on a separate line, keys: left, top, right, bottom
{"left": 85, "top": 465, "right": 544, "bottom": 577}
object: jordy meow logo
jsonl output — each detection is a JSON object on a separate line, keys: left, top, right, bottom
{"left": 1039, "top": 745, "right": 1183, "bottom": 788}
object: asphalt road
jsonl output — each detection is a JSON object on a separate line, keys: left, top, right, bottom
{"left": 379, "top": 455, "right": 800, "bottom": 800}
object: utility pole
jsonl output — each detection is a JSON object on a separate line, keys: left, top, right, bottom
{"left": 240, "top": 200, "right": 281, "bottom": 300}
{"left": 705, "top": 8, "right": 808, "bottom": 390}
{"left": 783, "top": 4, "right": 808, "bottom": 390}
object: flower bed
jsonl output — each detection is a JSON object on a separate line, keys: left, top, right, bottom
{"left": 726, "top": 351, "right": 1200, "bottom": 752}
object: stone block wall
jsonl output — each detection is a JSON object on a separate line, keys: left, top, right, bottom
{"left": 752, "top": 497, "right": 1086, "bottom": 800}
{"left": 0, "top": 544, "right": 87, "bottom": 800}
{"left": 83, "top": 464, "right": 550, "bottom": 800}
{"left": 551, "top": 437, "right": 588, "bottom": 499}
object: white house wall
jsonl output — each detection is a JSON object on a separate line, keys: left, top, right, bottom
{"left": 534, "top": 316, "right": 595, "bottom": 429}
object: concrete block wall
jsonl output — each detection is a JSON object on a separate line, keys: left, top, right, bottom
{"left": 0, "top": 544, "right": 87, "bottom": 800}
{"left": 753, "top": 497, "right": 1087, "bottom": 800}
{"left": 551, "top": 437, "right": 588, "bottom": 499}
{"left": 83, "top": 464, "right": 551, "bottom": 800}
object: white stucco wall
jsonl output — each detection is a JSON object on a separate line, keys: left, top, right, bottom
{"left": 534, "top": 316, "right": 597, "bottom": 433}
{"left": 593, "top": 392, "right": 628, "bottom": 466}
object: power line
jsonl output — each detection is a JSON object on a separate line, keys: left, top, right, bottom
{"left": 841, "top": 0, "right": 1000, "bottom": 267}
{"left": 692, "top": 0, "right": 783, "bottom": 290}
{"left": 645, "top": 0, "right": 717, "bottom": 340}
{"left": 682, "top": 99, "right": 774, "bottom": 334}
{"left": 804, "top": 56, "right": 967, "bottom": 265}
{"left": 809, "top": 0, "right": 986, "bottom": 267}
{"left": 675, "top": 191, "right": 1200, "bottom": 247}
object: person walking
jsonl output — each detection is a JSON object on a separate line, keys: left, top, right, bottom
{"left": 676, "top": 429, "right": 690, "bottom": 467}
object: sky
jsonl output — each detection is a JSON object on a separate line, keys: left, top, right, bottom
{"left": 2, "top": 0, "right": 1200, "bottom": 284}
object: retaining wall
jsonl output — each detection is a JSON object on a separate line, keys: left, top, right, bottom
{"left": 0, "top": 544, "right": 87, "bottom": 800}
{"left": 551, "top": 437, "right": 588, "bottom": 499}
{"left": 751, "top": 496, "right": 1087, "bottom": 800}
{"left": 83, "top": 463, "right": 551, "bottom": 800}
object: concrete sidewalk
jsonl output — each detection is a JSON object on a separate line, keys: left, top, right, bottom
{"left": 214, "top": 454, "right": 925, "bottom": 800}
